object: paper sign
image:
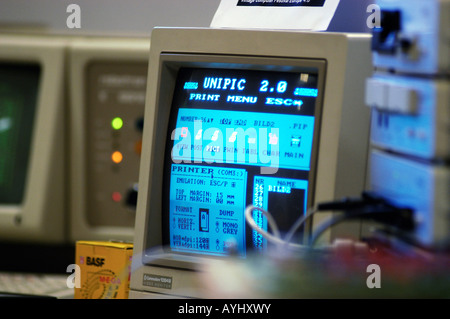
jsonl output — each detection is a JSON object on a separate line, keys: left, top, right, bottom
{"left": 211, "top": 0, "right": 341, "bottom": 31}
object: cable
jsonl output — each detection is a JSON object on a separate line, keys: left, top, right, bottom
{"left": 309, "top": 193, "right": 415, "bottom": 247}
{"left": 308, "top": 214, "right": 350, "bottom": 246}
{"left": 244, "top": 205, "right": 283, "bottom": 246}
{"left": 244, "top": 205, "right": 314, "bottom": 251}
{"left": 246, "top": 192, "right": 416, "bottom": 251}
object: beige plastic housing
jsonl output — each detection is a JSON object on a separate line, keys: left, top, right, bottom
{"left": 130, "top": 28, "right": 372, "bottom": 298}
{"left": 68, "top": 37, "right": 150, "bottom": 242}
{"left": 0, "top": 34, "right": 67, "bottom": 243}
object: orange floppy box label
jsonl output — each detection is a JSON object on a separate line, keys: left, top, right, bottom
{"left": 75, "top": 241, "right": 133, "bottom": 299}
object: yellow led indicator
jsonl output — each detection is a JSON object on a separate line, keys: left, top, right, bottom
{"left": 111, "top": 151, "right": 123, "bottom": 164}
{"left": 111, "top": 117, "right": 123, "bottom": 130}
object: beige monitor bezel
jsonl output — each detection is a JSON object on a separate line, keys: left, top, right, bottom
{"left": 0, "top": 34, "right": 67, "bottom": 243}
{"left": 131, "top": 27, "right": 372, "bottom": 298}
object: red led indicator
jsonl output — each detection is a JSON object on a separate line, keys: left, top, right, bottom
{"left": 112, "top": 192, "right": 122, "bottom": 202}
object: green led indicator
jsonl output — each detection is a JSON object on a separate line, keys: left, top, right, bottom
{"left": 111, "top": 117, "right": 123, "bottom": 130}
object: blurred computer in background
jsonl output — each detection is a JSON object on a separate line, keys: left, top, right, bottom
{"left": 0, "top": 34, "right": 67, "bottom": 244}
{"left": 68, "top": 37, "right": 149, "bottom": 242}
{"left": 365, "top": 0, "right": 449, "bottom": 248}
{"left": 0, "top": 34, "right": 149, "bottom": 245}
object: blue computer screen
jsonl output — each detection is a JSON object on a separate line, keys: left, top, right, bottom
{"left": 163, "top": 67, "right": 321, "bottom": 257}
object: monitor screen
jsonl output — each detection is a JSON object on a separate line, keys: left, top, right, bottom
{"left": 0, "top": 63, "right": 40, "bottom": 204}
{"left": 159, "top": 59, "right": 325, "bottom": 258}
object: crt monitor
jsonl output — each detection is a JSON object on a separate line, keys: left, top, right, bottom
{"left": 68, "top": 36, "right": 150, "bottom": 242}
{"left": 0, "top": 34, "right": 66, "bottom": 243}
{"left": 130, "top": 28, "right": 372, "bottom": 298}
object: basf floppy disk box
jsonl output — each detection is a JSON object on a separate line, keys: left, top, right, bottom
{"left": 75, "top": 241, "right": 133, "bottom": 299}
